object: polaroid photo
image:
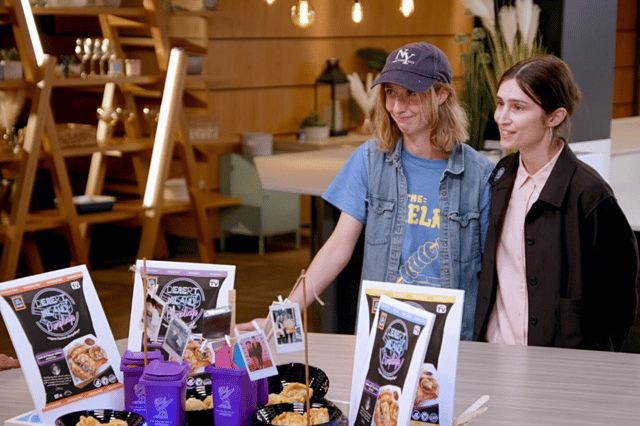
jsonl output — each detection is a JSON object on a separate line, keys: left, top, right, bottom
{"left": 139, "top": 291, "right": 166, "bottom": 342}
{"left": 233, "top": 328, "right": 278, "bottom": 381}
{"left": 202, "top": 305, "right": 232, "bottom": 341}
{"left": 163, "top": 309, "right": 191, "bottom": 363}
{"left": 269, "top": 302, "right": 305, "bottom": 354}
{"left": 145, "top": 276, "right": 159, "bottom": 296}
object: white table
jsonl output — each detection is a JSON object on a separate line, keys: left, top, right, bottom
{"left": 273, "top": 133, "right": 369, "bottom": 153}
{"left": 610, "top": 117, "right": 640, "bottom": 231}
{"left": 254, "top": 147, "right": 356, "bottom": 197}
{"left": 3, "top": 334, "right": 640, "bottom": 426}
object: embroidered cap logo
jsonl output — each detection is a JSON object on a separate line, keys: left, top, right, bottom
{"left": 392, "top": 48, "right": 415, "bottom": 65}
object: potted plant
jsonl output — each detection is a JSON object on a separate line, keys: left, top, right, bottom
{"left": 457, "top": 0, "right": 546, "bottom": 154}
{"left": 1, "top": 48, "right": 23, "bottom": 81}
{"left": 299, "top": 112, "right": 330, "bottom": 141}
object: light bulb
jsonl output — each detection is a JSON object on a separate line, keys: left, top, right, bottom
{"left": 399, "top": 0, "right": 414, "bottom": 17}
{"left": 352, "top": 0, "right": 363, "bottom": 23}
{"left": 291, "top": 0, "right": 315, "bottom": 28}
{"left": 265, "top": 0, "right": 274, "bottom": 4}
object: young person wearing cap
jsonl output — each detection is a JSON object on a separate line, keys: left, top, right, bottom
{"left": 262, "top": 41, "right": 494, "bottom": 341}
{"left": 474, "top": 55, "right": 639, "bottom": 350}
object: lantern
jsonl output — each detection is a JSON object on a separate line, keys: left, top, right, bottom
{"left": 315, "top": 58, "right": 350, "bottom": 136}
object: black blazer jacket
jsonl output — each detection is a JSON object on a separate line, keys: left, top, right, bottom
{"left": 474, "top": 145, "right": 639, "bottom": 350}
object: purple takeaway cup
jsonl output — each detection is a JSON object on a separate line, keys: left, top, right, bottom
{"left": 206, "top": 365, "right": 258, "bottom": 426}
{"left": 120, "top": 350, "right": 163, "bottom": 417}
{"left": 140, "top": 359, "right": 191, "bottom": 426}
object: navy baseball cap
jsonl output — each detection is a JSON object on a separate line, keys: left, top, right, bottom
{"left": 373, "top": 42, "right": 452, "bottom": 92}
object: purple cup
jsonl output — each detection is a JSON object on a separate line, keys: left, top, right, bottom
{"left": 140, "top": 359, "right": 190, "bottom": 426}
{"left": 206, "top": 365, "right": 258, "bottom": 426}
{"left": 120, "top": 350, "right": 163, "bottom": 416}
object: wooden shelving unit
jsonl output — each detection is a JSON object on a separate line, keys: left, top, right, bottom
{"left": 50, "top": 75, "right": 162, "bottom": 87}
{"left": 0, "top": 0, "right": 241, "bottom": 280}
{"left": 0, "top": 80, "right": 28, "bottom": 89}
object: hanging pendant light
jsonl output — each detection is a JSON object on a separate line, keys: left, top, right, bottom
{"left": 352, "top": 0, "right": 363, "bottom": 23}
{"left": 291, "top": 0, "right": 315, "bottom": 28}
{"left": 265, "top": 0, "right": 275, "bottom": 4}
{"left": 399, "top": 0, "right": 414, "bottom": 17}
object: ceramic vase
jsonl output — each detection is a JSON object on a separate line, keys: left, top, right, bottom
{"left": 1, "top": 61, "right": 23, "bottom": 80}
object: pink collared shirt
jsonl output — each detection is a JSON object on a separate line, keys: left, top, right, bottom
{"left": 486, "top": 147, "right": 563, "bottom": 345}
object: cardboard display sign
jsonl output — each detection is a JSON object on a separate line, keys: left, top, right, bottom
{"left": 350, "top": 281, "right": 464, "bottom": 426}
{"left": 127, "top": 259, "right": 235, "bottom": 389}
{"left": 0, "top": 265, "right": 124, "bottom": 425}
{"left": 350, "top": 295, "right": 435, "bottom": 426}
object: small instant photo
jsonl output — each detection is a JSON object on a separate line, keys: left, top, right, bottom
{"left": 234, "top": 328, "right": 278, "bottom": 381}
{"left": 269, "top": 302, "right": 305, "bottom": 354}
{"left": 202, "top": 305, "right": 232, "bottom": 341}
{"left": 145, "top": 276, "right": 159, "bottom": 296}
{"left": 163, "top": 309, "right": 191, "bottom": 363}
{"left": 140, "top": 292, "right": 166, "bottom": 342}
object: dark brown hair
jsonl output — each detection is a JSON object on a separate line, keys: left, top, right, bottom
{"left": 499, "top": 54, "right": 582, "bottom": 141}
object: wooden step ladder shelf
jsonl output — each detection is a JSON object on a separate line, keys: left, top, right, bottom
{"left": 50, "top": 75, "right": 162, "bottom": 87}
{"left": 0, "top": 0, "right": 241, "bottom": 281}
{"left": 31, "top": 6, "right": 147, "bottom": 16}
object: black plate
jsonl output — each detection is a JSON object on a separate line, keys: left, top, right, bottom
{"left": 253, "top": 401, "right": 342, "bottom": 426}
{"left": 55, "top": 409, "right": 145, "bottom": 426}
{"left": 186, "top": 385, "right": 213, "bottom": 426}
{"left": 267, "top": 363, "right": 330, "bottom": 401}
{"left": 54, "top": 195, "right": 116, "bottom": 214}
{"left": 187, "top": 385, "right": 211, "bottom": 400}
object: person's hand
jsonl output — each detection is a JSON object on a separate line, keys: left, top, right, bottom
{"left": 236, "top": 317, "right": 267, "bottom": 331}
{"left": 0, "top": 354, "right": 19, "bottom": 371}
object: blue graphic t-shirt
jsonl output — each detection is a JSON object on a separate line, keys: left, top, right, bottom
{"left": 323, "top": 144, "right": 447, "bottom": 286}
{"left": 397, "top": 148, "right": 447, "bottom": 286}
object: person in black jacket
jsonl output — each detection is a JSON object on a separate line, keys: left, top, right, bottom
{"left": 474, "top": 54, "right": 639, "bottom": 350}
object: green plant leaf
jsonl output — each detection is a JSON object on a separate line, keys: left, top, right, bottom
{"left": 356, "top": 48, "right": 388, "bottom": 72}
{"left": 300, "top": 112, "right": 327, "bottom": 127}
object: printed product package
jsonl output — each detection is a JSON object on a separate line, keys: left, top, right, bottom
{"left": 127, "top": 259, "right": 235, "bottom": 389}
{"left": 0, "top": 265, "right": 124, "bottom": 424}
{"left": 351, "top": 281, "right": 464, "bottom": 426}
{"left": 350, "top": 295, "right": 435, "bottom": 426}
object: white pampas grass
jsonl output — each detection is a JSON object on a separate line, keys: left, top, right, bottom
{"left": 460, "top": 0, "right": 496, "bottom": 35}
{"left": 347, "top": 72, "right": 377, "bottom": 119}
{"left": 499, "top": 6, "right": 518, "bottom": 54}
{"left": 516, "top": 0, "right": 541, "bottom": 48}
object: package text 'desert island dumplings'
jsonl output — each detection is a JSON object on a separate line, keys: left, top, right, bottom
{"left": 0, "top": 265, "right": 124, "bottom": 425}
{"left": 127, "top": 259, "right": 235, "bottom": 389}
{"left": 351, "top": 295, "right": 436, "bottom": 426}
{"left": 351, "top": 281, "right": 464, "bottom": 426}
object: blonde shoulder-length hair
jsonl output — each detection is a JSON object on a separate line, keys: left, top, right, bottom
{"left": 373, "top": 82, "right": 469, "bottom": 153}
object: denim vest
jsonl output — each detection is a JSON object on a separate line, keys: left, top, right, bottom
{"left": 362, "top": 139, "right": 494, "bottom": 340}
